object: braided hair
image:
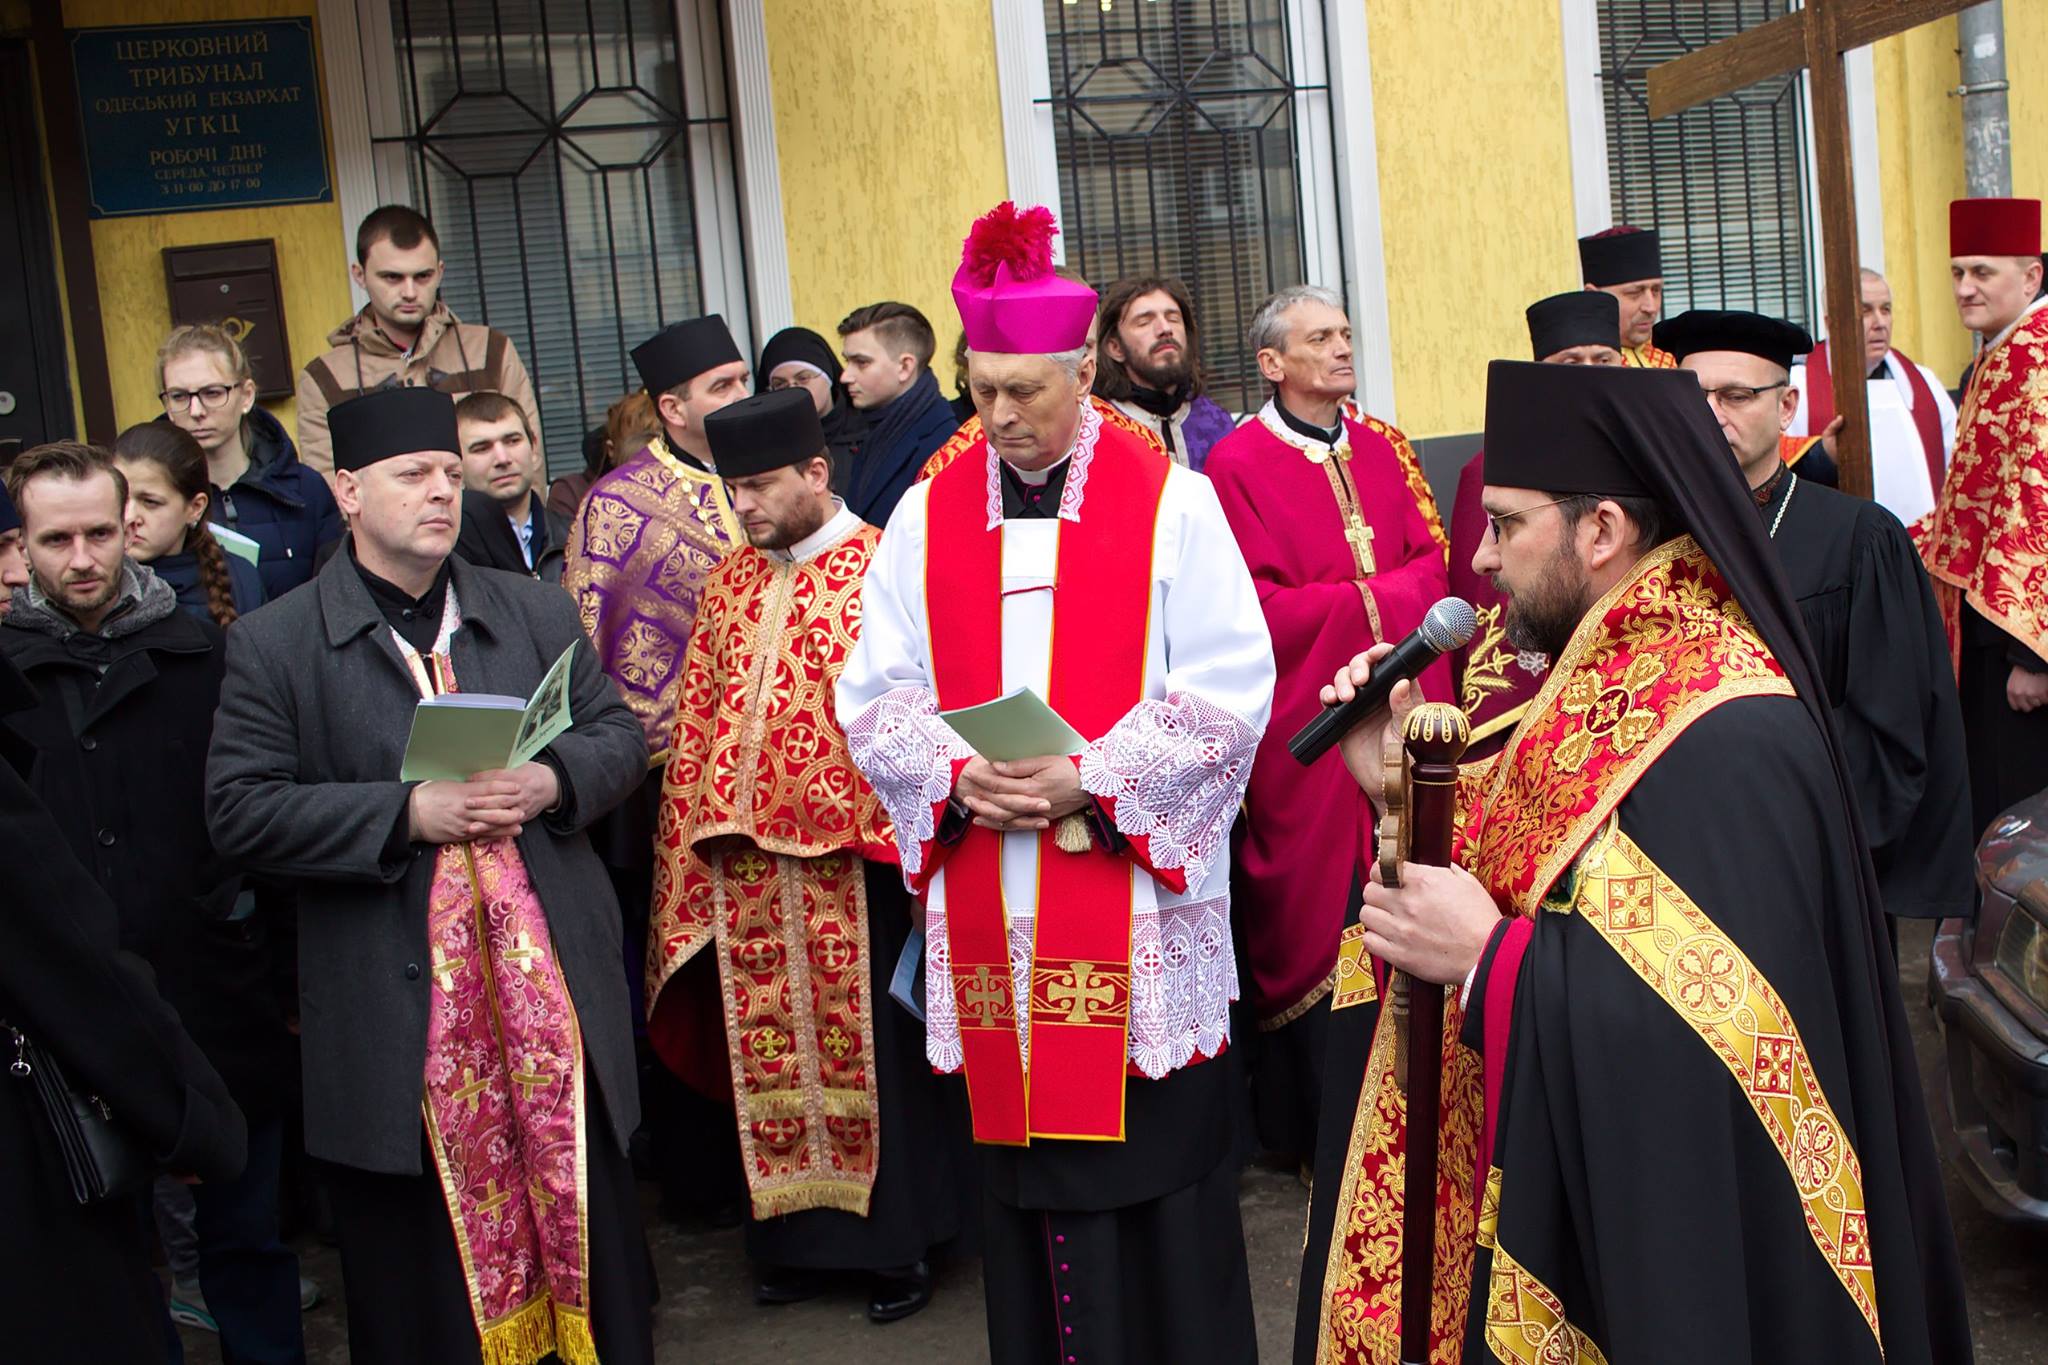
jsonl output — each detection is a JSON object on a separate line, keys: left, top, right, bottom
{"left": 111, "top": 422, "right": 239, "bottom": 628}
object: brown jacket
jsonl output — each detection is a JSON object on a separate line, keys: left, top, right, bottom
{"left": 294, "top": 301, "right": 542, "bottom": 478}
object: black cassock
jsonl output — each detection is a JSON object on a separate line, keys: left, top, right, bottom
{"left": 979, "top": 1050, "right": 1258, "bottom": 1365}
{"left": 1298, "top": 699, "right": 1972, "bottom": 1364}
{"left": 1765, "top": 473, "right": 1975, "bottom": 918}
{"left": 744, "top": 862, "right": 969, "bottom": 1271}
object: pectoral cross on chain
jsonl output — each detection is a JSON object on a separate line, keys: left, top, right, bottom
{"left": 1344, "top": 514, "right": 1376, "bottom": 576}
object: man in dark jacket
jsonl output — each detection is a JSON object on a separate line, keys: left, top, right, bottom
{"left": 1, "top": 441, "right": 302, "bottom": 1362}
{"left": 206, "top": 387, "right": 656, "bottom": 1365}
{"left": 0, "top": 652, "right": 247, "bottom": 1365}
{"left": 837, "top": 301, "right": 959, "bottom": 527}
{"left": 452, "top": 391, "right": 568, "bottom": 582}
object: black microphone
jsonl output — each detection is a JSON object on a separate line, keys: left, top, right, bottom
{"left": 1288, "top": 597, "right": 1478, "bottom": 766}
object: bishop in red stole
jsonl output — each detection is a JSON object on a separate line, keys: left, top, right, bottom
{"left": 839, "top": 202, "right": 1276, "bottom": 1365}
{"left": 1203, "top": 286, "right": 1450, "bottom": 1161}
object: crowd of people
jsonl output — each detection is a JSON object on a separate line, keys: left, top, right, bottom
{"left": 1, "top": 187, "right": 2043, "bottom": 1365}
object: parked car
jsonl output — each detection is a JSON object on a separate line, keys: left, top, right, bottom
{"left": 1930, "top": 788, "right": 2048, "bottom": 1223}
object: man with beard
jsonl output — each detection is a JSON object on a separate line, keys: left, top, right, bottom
{"left": 1294, "top": 360, "right": 1970, "bottom": 1365}
{"left": 1204, "top": 284, "right": 1450, "bottom": 1165}
{"left": 1093, "top": 276, "right": 1238, "bottom": 471}
{"left": 648, "top": 389, "right": 958, "bottom": 1323}
{"left": 1580, "top": 226, "right": 1674, "bottom": 368}
{"left": 1657, "top": 308, "right": 1972, "bottom": 926}
{"left": 562, "top": 314, "right": 752, "bottom": 1225}
{"left": 1447, "top": 291, "right": 1622, "bottom": 757}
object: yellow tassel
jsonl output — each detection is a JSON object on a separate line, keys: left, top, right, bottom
{"left": 552, "top": 1303, "right": 599, "bottom": 1365}
{"left": 477, "top": 1295, "right": 556, "bottom": 1365}
{"left": 1054, "top": 813, "right": 1093, "bottom": 854}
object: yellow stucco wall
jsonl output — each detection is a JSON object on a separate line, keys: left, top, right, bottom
{"left": 763, "top": 0, "right": 1005, "bottom": 367}
{"left": 1365, "top": 0, "right": 1580, "bottom": 438}
{"left": 57, "top": 0, "right": 350, "bottom": 437}
{"left": 1876, "top": 11, "right": 2048, "bottom": 387}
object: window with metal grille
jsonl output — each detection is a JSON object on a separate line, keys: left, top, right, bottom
{"left": 366, "top": 0, "right": 746, "bottom": 475}
{"left": 1040, "top": 0, "right": 1333, "bottom": 415}
{"left": 1597, "top": 0, "right": 1814, "bottom": 326}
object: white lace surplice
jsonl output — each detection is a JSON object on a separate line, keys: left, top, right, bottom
{"left": 838, "top": 446, "right": 1276, "bottom": 1079}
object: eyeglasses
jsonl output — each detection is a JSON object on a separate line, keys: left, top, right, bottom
{"left": 161, "top": 385, "right": 237, "bottom": 413}
{"left": 1698, "top": 379, "right": 1788, "bottom": 411}
{"left": 1485, "top": 496, "right": 1577, "bottom": 543}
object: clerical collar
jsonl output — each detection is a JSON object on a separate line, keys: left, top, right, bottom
{"left": 1273, "top": 395, "right": 1344, "bottom": 447}
{"left": 350, "top": 541, "right": 451, "bottom": 654}
{"left": 1000, "top": 456, "right": 1071, "bottom": 519}
{"left": 770, "top": 501, "right": 862, "bottom": 563}
{"left": 1868, "top": 357, "right": 1890, "bottom": 382}
{"left": 1125, "top": 383, "right": 1187, "bottom": 420}
{"left": 1750, "top": 461, "right": 1790, "bottom": 510}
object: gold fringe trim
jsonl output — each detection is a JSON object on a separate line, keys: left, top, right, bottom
{"left": 750, "top": 1179, "right": 875, "bottom": 1221}
{"left": 552, "top": 1303, "right": 599, "bottom": 1365}
{"left": 477, "top": 1294, "right": 557, "bottom": 1365}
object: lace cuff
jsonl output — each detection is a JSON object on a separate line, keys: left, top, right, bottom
{"left": 1077, "top": 690, "right": 1260, "bottom": 895}
{"left": 844, "top": 686, "right": 973, "bottom": 883}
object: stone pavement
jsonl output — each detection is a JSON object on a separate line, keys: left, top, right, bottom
{"left": 182, "top": 921, "right": 2048, "bottom": 1364}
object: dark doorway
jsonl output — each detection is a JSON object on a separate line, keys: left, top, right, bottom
{"left": 0, "top": 38, "right": 75, "bottom": 449}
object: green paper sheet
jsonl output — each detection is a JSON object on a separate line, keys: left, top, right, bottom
{"left": 938, "top": 685, "right": 1085, "bottom": 762}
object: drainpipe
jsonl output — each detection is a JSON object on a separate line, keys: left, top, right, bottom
{"left": 1957, "top": 3, "right": 2012, "bottom": 198}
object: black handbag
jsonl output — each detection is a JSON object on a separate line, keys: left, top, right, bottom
{"left": 6, "top": 1020, "right": 151, "bottom": 1204}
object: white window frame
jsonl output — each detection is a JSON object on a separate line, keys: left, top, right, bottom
{"left": 1562, "top": 0, "right": 1885, "bottom": 326}
{"left": 988, "top": 0, "right": 1395, "bottom": 418}
{"left": 316, "top": 0, "right": 771, "bottom": 352}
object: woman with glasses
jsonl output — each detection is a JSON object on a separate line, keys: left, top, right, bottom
{"left": 158, "top": 325, "right": 342, "bottom": 600}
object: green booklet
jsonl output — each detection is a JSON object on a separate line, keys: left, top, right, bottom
{"left": 211, "top": 524, "right": 262, "bottom": 567}
{"left": 399, "top": 643, "right": 578, "bottom": 782}
{"left": 938, "top": 685, "right": 1085, "bottom": 762}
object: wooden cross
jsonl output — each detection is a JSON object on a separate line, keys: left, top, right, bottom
{"left": 1044, "top": 962, "right": 1117, "bottom": 1025}
{"left": 1648, "top": 0, "right": 1978, "bottom": 502}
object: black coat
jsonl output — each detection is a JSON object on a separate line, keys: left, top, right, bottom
{"left": 454, "top": 487, "right": 569, "bottom": 583}
{"left": 0, "top": 654, "right": 245, "bottom": 1363}
{"left": 206, "top": 551, "right": 649, "bottom": 1173}
{"left": 0, "top": 590, "right": 293, "bottom": 1112}
{"left": 202, "top": 407, "right": 345, "bottom": 600}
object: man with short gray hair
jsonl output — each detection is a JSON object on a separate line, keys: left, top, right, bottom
{"left": 840, "top": 201, "right": 1275, "bottom": 1364}
{"left": 1202, "top": 284, "right": 1451, "bottom": 1166}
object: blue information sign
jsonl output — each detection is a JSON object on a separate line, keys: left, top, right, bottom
{"left": 70, "top": 18, "right": 333, "bottom": 219}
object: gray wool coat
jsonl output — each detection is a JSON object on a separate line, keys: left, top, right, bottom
{"left": 206, "top": 550, "right": 648, "bottom": 1174}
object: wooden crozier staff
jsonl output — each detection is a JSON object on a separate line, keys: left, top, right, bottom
{"left": 1378, "top": 701, "right": 1471, "bottom": 1365}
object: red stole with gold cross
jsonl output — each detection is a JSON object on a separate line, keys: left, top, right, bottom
{"left": 923, "top": 430, "right": 1169, "bottom": 1144}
